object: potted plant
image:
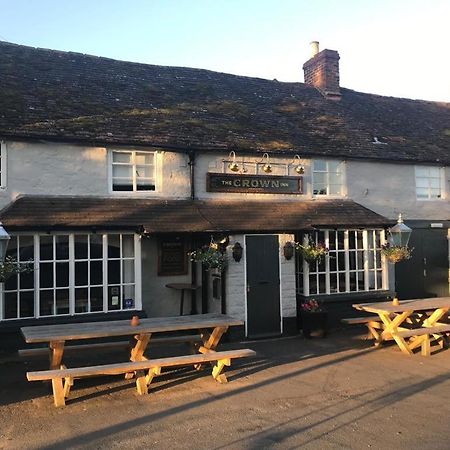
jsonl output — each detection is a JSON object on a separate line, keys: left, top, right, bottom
{"left": 380, "top": 243, "right": 413, "bottom": 264}
{"left": 189, "top": 243, "right": 227, "bottom": 271}
{"left": 295, "top": 240, "right": 328, "bottom": 265}
{"left": 300, "top": 299, "right": 328, "bottom": 338}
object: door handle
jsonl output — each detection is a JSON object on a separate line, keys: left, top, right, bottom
{"left": 247, "top": 284, "right": 250, "bottom": 293}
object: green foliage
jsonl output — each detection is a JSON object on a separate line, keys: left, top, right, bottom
{"left": 189, "top": 244, "right": 227, "bottom": 271}
{"left": 381, "top": 243, "right": 413, "bottom": 264}
{"left": 0, "top": 256, "right": 34, "bottom": 282}
{"left": 295, "top": 241, "right": 329, "bottom": 264}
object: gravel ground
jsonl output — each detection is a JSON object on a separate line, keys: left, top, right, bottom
{"left": 1, "top": 329, "right": 450, "bottom": 450}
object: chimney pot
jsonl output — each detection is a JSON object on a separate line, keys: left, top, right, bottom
{"left": 310, "top": 41, "right": 319, "bottom": 57}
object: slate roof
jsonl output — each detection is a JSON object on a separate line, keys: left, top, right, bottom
{"left": 1, "top": 41, "right": 449, "bottom": 164}
{"left": 0, "top": 196, "right": 390, "bottom": 232}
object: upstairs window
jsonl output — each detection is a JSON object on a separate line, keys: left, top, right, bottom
{"left": 312, "top": 160, "right": 343, "bottom": 196}
{"left": 111, "top": 150, "right": 156, "bottom": 192}
{"left": 415, "top": 166, "right": 444, "bottom": 200}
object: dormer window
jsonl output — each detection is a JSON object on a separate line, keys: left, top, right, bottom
{"left": 110, "top": 150, "right": 156, "bottom": 192}
{"left": 312, "top": 160, "right": 343, "bottom": 196}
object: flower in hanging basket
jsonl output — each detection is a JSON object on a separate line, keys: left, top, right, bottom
{"left": 0, "top": 256, "right": 34, "bottom": 283}
{"left": 295, "top": 241, "right": 328, "bottom": 264}
{"left": 188, "top": 244, "right": 227, "bottom": 271}
{"left": 381, "top": 243, "right": 413, "bottom": 264}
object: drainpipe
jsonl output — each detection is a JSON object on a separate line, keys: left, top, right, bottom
{"left": 188, "top": 151, "right": 195, "bottom": 200}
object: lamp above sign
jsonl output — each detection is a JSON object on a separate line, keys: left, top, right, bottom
{"left": 207, "top": 173, "right": 303, "bottom": 194}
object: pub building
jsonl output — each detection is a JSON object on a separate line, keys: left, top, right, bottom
{"left": 0, "top": 41, "right": 448, "bottom": 342}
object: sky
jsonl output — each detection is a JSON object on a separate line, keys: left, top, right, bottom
{"left": 1, "top": 0, "right": 449, "bottom": 102}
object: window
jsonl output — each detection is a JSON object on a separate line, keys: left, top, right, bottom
{"left": 312, "top": 160, "right": 343, "bottom": 196}
{"left": 415, "top": 166, "right": 444, "bottom": 200}
{"left": 1, "top": 233, "right": 141, "bottom": 320}
{"left": 296, "top": 229, "right": 386, "bottom": 296}
{"left": 0, "top": 140, "right": 6, "bottom": 188}
{"left": 111, "top": 150, "right": 156, "bottom": 192}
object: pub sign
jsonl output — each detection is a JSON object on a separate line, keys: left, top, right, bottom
{"left": 207, "top": 173, "right": 303, "bottom": 194}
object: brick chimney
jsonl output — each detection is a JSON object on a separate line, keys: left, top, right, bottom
{"left": 303, "top": 41, "right": 341, "bottom": 100}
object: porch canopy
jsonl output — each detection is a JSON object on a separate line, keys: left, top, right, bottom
{"left": 0, "top": 196, "right": 390, "bottom": 233}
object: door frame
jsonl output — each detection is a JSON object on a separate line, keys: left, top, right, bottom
{"left": 244, "top": 234, "right": 283, "bottom": 337}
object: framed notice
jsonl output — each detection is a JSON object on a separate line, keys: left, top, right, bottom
{"left": 158, "top": 236, "right": 188, "bottom": 276}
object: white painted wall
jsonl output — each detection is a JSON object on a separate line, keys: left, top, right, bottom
{"left": 0, "top": 141, "right": 190, "bottom": 209}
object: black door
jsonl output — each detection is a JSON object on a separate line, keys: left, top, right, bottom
{"left": 396, "top": 228, "right": 449, "bottom": 299}
{"left": 246, "top": 235, "right": 281, "bottom": 338}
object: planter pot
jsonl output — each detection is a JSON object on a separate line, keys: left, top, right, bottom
{"left": 301, "top": 311, "right": 328, "bottom": 338}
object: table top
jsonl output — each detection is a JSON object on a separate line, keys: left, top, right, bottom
{"left": 21, "top": 313, "right": 243, "bottom": 344}
{"left": 165, "top": 283, "right": 200, "bottom": 290}
{"left": 353, "top": 297, "right": 450, "bottom": 314}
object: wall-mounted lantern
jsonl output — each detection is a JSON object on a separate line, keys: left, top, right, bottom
{"left": 232, "top": 242, "right": 243, "bottom": 262}
{"left": 0, "top": 222, "right": 10, "bottom": 262}
{"left": 227, "top": 151, "right": 239, "bottom": 172}
{"left": 283, "top": 241, "right": 295, "bottom": 260}
{"left": 388, "top": 214, "right": 412, "bottom": 247}
{"left": 261, "top": 153, "right": 272, "bottom": 173}
{"left": 292, "top": 155, "right": 305, "bottom": 174}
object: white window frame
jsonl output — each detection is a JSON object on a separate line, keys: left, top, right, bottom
{"left": 0, "top": 232, "right": 142, "bottom": 321}
{"left": 108, "top": 149, "right": 161, "bottom": 194}
{"left": 297, "top": 229, "right": 388, "bottom": 296}
{"left": 312, "top": 159, "right": 345, "bottom": 197}
{"left": 0, "top": 140, "right": 7, "bottom": 189}
{"left": 415, "top": 165, "right": 446, "bottom": 200}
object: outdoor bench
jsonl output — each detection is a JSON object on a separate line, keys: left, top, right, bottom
{"left": 18, "top": 334, "right": 202, "bottom": 358}
{"left": 395, "top": 324, "right": 450, "bottom": 356}
{"left": 27, "top": 348, "right": 256, "bottom": 407}
{"left": 341, "top": 316, "right": 383, "bottom": 341}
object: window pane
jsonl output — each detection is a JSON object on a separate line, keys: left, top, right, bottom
{"left": 429, "top": 178, "right": 441, "bottom": 189}
{"left": 90, "top": 235, "right": 103, "bottom": 259}
{"left": 135, "top": 152, "right": 153, "bottom": 165}
{"left": 55, "top": 235, "right": 69, "bottom": 260}
{"left": 40, "top": 236, "right": 53, "bottom": 260}
{"left": 4, "top": 272, "right": 18, "bottom": 290}
{"left": 136, "top": 165, "right": 153, "bottom": 179}
{"left": 416, "top": 187, "right": 428, "bottom": 198}
{"left": 90, "top": 287, "right": 103, "bottom": 312}
{"left": 430, "top": 189, "right": 441, "bottom": 198}
{"left": 20, "top": 270, "right": 34, "bottom": 290}
{"left": 113, "top": 181, "right": 134, "bottom": 191}
{"left": 19, "top": 236, "right": 34, "bottom": 261}
{"left": 4, "top": 292, "right": 18, "bottom": 319}
{"left": 108, "top": 260, "right": 120, "bottom": 285}
{"left": 123, "top": 260, "right": 134, "bottom": 284}
{"left": 56, "top": 262, "right": 69, "bottom": 287}
{"left": 74, "top": 235, "right": 88, "bottom": 259}
{"left": 113, "top": 151, "right": 131, "bottom": 163}
{"left": 313, "top": 184, "right": 327, "bottom": 195}
{"left": 113, "top": 165, "right": 132, "bottom": 178}
{"left": 56, "top": 289, "right": 69, "bottom": 315}
{"left": 108, "top": 235, "right": 121, "bottom": 258}
{"left": 313, "top": 173, "right": 326, "bottom": 184}
{"left": 90, "top": 260, "right": 103, "bottom": 285}
{"left": 75, "top": 288, "right": 88, "bottom": 313}
{"left": 122, "top": 235, "right": 134, "bottom": 258}
{"left": 19, "top": 291, "right": 34, "bottom": 318}
{"left": 416, "top": 177, "right": 429, "bottom": 188}
{"left": 6, "top": 236, "right": 17, "bottom": 259}
{"left": 75, "top": 261, "right": 88, "bottom": 286}
{"left": 136, "top": 181, "right": 155, "bottom": 191}
{"left": 39, "top": 290, "right": 53, "bottom": 316}
{"left": 40, "top": 263, "right": 53, "bottom": 288}
{"left": 329, "top": 184, "right": 341, "bottom": 195}
{"left": 123, "top": 285, "right": 135, "bottom": 308}
{"left": 313, "top": 160, "right": 326, "bottom": 171}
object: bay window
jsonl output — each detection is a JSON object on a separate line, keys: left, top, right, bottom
{"left": 1, "top": 233, "right": 141, "bottom": 320}
{"left": 296, "top": 229, "right": 387, "bottom": 296}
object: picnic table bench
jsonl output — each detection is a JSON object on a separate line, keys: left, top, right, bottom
{"left": 350, "top": 297, "right": 450, "bottom": 356}
{"left": 21, "top": 313, "right": 255, "bottom": 407}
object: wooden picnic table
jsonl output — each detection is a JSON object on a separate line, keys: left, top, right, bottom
{"left": 353, "top": 297, "right": 450, "bottom": 356}
{"left": 22, "top": 313, "right": 254, "bottom": 406}
{"left": 21, "top": 313, "right": 243, "bottom": 370}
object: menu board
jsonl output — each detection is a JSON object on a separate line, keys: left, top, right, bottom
{"left": 158, "top": 237, "right": 187, "bottom": 276}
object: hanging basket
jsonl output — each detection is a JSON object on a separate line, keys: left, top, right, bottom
{"left": 295, "top": 241, "right": 328, "bottom": 265}
{"left": 188, "top": 244, "right": 227, "bottom": 271}
{"left": 381, "top": 244, "right": 413, "bottom": 264}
